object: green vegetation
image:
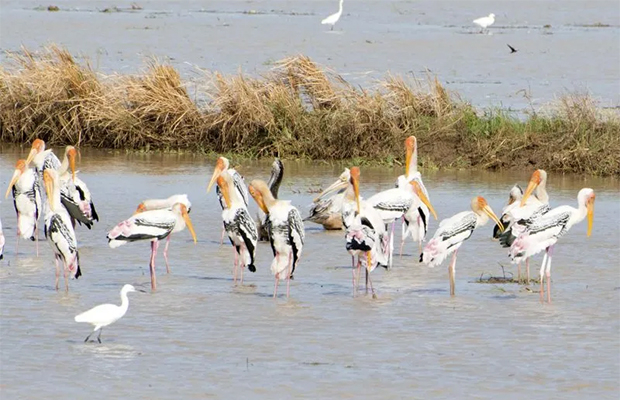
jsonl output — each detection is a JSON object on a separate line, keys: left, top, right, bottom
{"left": 1, "top": 46, "right": 618, "bottom": 175}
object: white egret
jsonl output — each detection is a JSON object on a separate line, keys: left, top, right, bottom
{"left": 322, "top": 0, "right": 344, "bottom": 31}
{"left": 473, "top": 13, "right": 495, "bottom": 33}
{"left": 74, "top": 284, "right": 145, "bottom": 343}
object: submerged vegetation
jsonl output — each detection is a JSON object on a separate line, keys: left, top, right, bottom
{"left": 0, "top": 46, "right": 618, "bottom": 175}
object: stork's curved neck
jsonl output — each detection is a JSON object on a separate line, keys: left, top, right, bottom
{"left": 535, "top": 178, "right": 549, "bottom": 204}
{"left": 267, "top": 163, "right": 283, "bottom": 199}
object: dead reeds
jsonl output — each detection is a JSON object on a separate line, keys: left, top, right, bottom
{"left": 1, "top": 46, "right": 618, "bottom": 176}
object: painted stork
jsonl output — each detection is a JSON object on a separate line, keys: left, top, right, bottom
{"left": 134, "top": 194, "right": 192, "bottom": 273}
{"left": 257, "top": 159, "right": 284, "bottom": 242}
{"left": 492, "top": 184, "right": 523, "bottom": 239}
{"left": 6, "top": 159, "right": 42, "bottom": 254}
{"left": 397, "top": 136, "right": 434, "bottom": 256}
{"left": 216, "top": 170, "right": 257, "bottom": 285}
{"left": 317, "top": 167, "right": 390, "bottom": 297}
{"left": 107, "top": 203, "right": 197, "bottom": 291}
{"left": 498, "top": 170, "right": 551, "bottom": 283}
{"left": 207, "top": 156, "right": 249, "bottom": 244}
{"left": 249, "top": 179, "right": 305, "bottom": 298}
{"left": 58, "top": 146, "right": 99, "bottom": 229}
{"left": 25, "top": 138, "right": 61, "bottom": 175}
{"left": 42, "top": 169, "right": 82, "bottom": 291}
{"left": 304, "top": 168, "right": 349, "bottom": 230}
{"left": 509, "top": 188, "right": 595, "bottom": 303}
{"left": 421, "top": 197, "right": 504, "bottom": 296}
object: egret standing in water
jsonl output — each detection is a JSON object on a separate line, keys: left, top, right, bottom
{"left": 322, "top": 0, "right": 344, "bottom": 31}
{"left": 473, "top": 13, "right": 495, "bottom": 33}
{"left": 74, "top": 284, "right": 144, "bottom": 343}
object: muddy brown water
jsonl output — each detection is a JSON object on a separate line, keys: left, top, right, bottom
{"left": 1, "top": 0, "right": 619, "bottom": 111}
{"left": 0, "top": 146, "right": 619, "bottom": 398}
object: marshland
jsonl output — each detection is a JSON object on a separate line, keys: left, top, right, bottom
{"left": 1, "top": 1, "right": 619, "bottom": 399}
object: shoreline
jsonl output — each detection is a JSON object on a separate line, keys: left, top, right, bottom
{"left": 1, "top": 46, "right": 618, "bottom": 176}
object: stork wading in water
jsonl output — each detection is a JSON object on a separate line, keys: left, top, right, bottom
{"left": 498, "top": 170, "right": 551, "bottom": 283}
{"left": 207, "top": 156, "right": 249, "bottom": 245}
{"left": 321, "top": 0, "right": 344, "bottom": 30}
{"left": 58, "top": 146, "right": 99, "bottom": 229}
{"left": 6, "top": 159, "right": 42, "bottom": 255}
{"left": 396, "top": 136, "right": 435, "bottom": 256}
{"left": 305, "top": 168, "right": 349, "bottom": 230}
{"left": 421, "top": 197, "right": 504, "bottom": 296}
{"left": 509, "top": 188, "right": 595, "bottom": 303}
{"left": 42, "top": 169, "right": 82, "bottom": 291}
{"left": 134, "top": 194, "right": 192, "bottom": 274}
{"left": 249, "top": 179, "right": 305, "bottom": 298}
{"left": 216, "top": 171, "right": 258, "bottom": 285}
{"left": 257, "top": 159, "right": 284, "bottom": 242}
{"left": 107, "top": 203, "right": 197, "bottom": 291}
{"left": 317, "top": 167, "right": 390, "bottom": 297}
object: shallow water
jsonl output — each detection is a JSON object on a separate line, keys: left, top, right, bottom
{"left": 0, "top": 147, "right": 619, "bottom": 399}
{"left": 1, "top": 0, "right": 619, "bottom": 110}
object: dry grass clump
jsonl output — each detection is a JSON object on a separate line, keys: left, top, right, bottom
{"left": 1, "top": 46, "right": 618, "bottom": 176}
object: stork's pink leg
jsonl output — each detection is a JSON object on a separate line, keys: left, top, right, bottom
{"left": 163, "top": 234, "right": 172, "bottom": 274}
{"left": 546, "top": 247, "right": 554, "bottom": 303}
{"left": 150, "top": 240, "right": 159, "bottom": 291}
{"left": 526, "top": 259, "right": 530, "bottom": 285}
{"left": 220, "top": 228, "right": 225, "bottom": 246}
{"left": 239, "top": 247, "right": 245, "bottom": 285}
{"left": 448, "top": 250, "right": 458, "bottom": 296}
{"left": 15, "top": 215, "right": 20, "bottom": 256}
{"left": 286, "top": 252, "right": 292, "bottom": 299}
{"left": 54, "top": 255, "right": 60, "bottom": 291}
{"left": 273, "top": 274, "right": 280, "bottom": 298}
{"left": 517, "top": 262, "right": 521, "bottom": 283}
{"left": 355, "top": 258, "right": 362, "bottom": 290}
{"left": 539, "top": 252, "right": 548, "bottom": 303}
{"left": 399, "top": 217, "right": 406, "bottom": 259}
{"left": 351, "top": 256, "right": 356, "bottom": 296}
{"left": 233, "top": 248, "right": 239, "bottom": 284}
{"left": 63, "top": 262, "right": 69, "bottom": 293}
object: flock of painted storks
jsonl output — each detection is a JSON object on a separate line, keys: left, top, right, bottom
{"left": 1, "top": 137, "right": 595, "bottom": 303}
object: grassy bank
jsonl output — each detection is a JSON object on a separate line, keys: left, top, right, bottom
{"left": 1, "top": 46, "right": 618, "bottom": 176}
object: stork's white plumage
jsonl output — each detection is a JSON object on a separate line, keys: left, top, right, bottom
{"left": 6, "top": 160, "right": 42, "bottom": 254}
{"left": 133, "top": 194, "right": 192, "bottom": 273}
{"left": 509, "top": 188, "right": 595, "bottom": 303}
{"left": 421, "top": 197, "right": 503, "bottom": 296}
{"left": 217, "top": 171, "right": 257, "bottom": 285}
{"left": 250, "top": 179, "right": 305, "bottom": 298}
{"left": 493, "top": 184, "right": 523, "bottom": 239}
{"left": 42, "top": 169, "right": 81, "bottom": 291}
{"left": 305, "top": 168, "right": 350, "bottom": 230}
{"left": 498, "top": 170, "right": 551, "bottom": 282}
{"left": 396, "top": 136, "right": 435, "bottom": 255}
{"left": 107, "top": 203, "right": 197, "bottom": 290}
{"left": 257, "top": 159, "right": 284, "bottom": 242}
{"left": 321, "top": 0, "right": 344, "bottom": 30}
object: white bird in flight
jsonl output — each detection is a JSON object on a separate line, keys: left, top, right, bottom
{"left": 74, "top": 284, "right": 144, "bottom": 343}
{"left": 321, "top": 0, "right": 344, "bottom": 31}
{"left": 473, "top": 13, "right": 495, "bottom": 33}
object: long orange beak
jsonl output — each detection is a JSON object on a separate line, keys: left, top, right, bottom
{"left": 207, "top": 165, "right": 223, "bottom": 193}
{"left": 5, "top": 169, "right": 21, "bottom": 199}
{"left": 315, "top": 178, "right": 347, "bottom": 202}
{"left": 68, "top": 149, "right": 77, "bottom": 183}
{"left": 352, "top": 175, "right": 360, "bottom": 214}
{"left": 586, "top": 196, "right": 595, "bottom": 237}
{"left": 411, "top": 181, "right": 437, "bottom": 220}
{"left": 520, "top": 172, "right": 541, "bottom": 207}
{"left": 182, "top": 207, "right": 198, "bottom": 243}
{"left": 25, "top": 148, "right": 38, "bottom": 167}
{"left": 43, "top": 171, "right": 56, "bottom": 211}
{"left": 249, "top": 185, "right": 269, "bottom": 214}
{"left": 404, "top": 136, "right": 415, "bottom": 177}
{"left": 484, "top": 205, "right": 504, "bottom": 232}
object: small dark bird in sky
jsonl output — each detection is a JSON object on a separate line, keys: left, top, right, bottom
{"left": 507, "top": 44, "right": 518, "bottom": 54}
